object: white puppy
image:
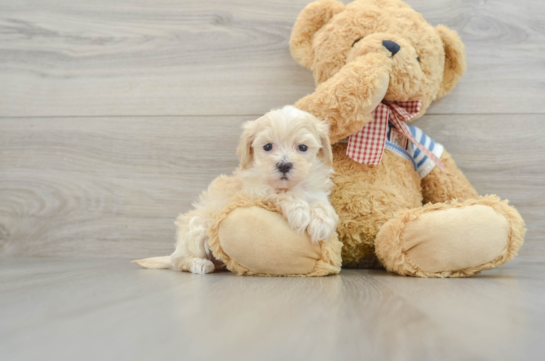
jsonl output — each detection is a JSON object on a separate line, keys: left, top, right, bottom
{"left": 134, "top": 106, "right": 339, "bottom": 274}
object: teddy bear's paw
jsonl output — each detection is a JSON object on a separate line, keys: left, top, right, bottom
{"left": 307, "top": 203, "right": 339, "bottom": 243}
{"left": 185, "top": 258, "right": 215, "bottom": 274}
{"left": 375, "top": 196, "right": 525, "bottom": 278}
{"left": 282, "top": 200, "right": 311, "bottom": 234}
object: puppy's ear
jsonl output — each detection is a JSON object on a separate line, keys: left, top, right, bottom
{"left": 316, "top": 120, "right": 333, "bottom": 166}
{"left": 236, "top": 120, "right": 256, "bottom": 170}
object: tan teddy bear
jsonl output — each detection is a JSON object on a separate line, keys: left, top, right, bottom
{"left": 207, "top": 0, "right": 526, "bottom": 277}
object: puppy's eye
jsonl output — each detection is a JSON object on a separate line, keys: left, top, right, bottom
{"left": 352, "top": 38, "right": 363, "bottom": 47}
{"left": 417, "top": 56, "right": 420, "bottom": 63}
{"left": 263, "top": 143, "right": 273, "bottom": 151}
{"left": 298, "top": 144, "right": 308, "bottom": 152}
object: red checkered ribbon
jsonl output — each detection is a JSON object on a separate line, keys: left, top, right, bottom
{"left": 346, "top": 100, "right": 448, "bottom": 172}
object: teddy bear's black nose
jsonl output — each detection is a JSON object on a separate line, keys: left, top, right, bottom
{"left": 382, "top": 40, "right": 401, "bottom": 56}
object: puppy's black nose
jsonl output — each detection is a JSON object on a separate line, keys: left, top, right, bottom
{"left": 382, "top": 40, "right": 400, "bottom": 56}
{"left": 277, "top": 162, "right": 292, "bottom": 174}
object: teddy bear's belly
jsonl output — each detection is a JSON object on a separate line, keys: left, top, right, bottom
{"left": 330, "top": 143, "right": 423, "bottom": 268}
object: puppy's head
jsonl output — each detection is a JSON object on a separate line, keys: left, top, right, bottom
{"left": 237, "top": 106, "right": 332, "bottom": 190}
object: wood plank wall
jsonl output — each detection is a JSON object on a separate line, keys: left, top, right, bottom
{"left": 1, "top": 0, "right": 543, "bottom": 258}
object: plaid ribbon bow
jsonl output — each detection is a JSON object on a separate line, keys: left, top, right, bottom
{"left": 346, "top": 100, "right": 448, "bottom": 172}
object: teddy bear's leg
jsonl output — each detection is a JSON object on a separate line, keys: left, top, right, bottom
{"left": 206, "top": 197, "right": 343, "bottom": 277}
{"left": 375, "top": 196, "right": 525, "bottom": 278}
{"left": 420, "top": 151, "right": 480, "bottom": 204}
{"left": 217, "top": 207, "right": 321, "bottom": 275}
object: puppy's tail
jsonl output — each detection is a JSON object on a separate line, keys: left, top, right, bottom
{"left": 132, "top": 256, "right": 171, "bottom": 269}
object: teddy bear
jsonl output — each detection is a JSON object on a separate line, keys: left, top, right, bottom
{"left": 209, "top": 0, "right": 525, "bottom": 277}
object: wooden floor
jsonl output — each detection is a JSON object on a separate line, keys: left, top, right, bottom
{"left": 1, "top": 0, "right": 545, "bottom": 359}
{"left": 1, "top": 257, "right": 544, "bottom": 361}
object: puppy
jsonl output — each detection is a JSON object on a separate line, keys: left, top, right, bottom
{"left": 134, "top": 106, "right": 339, "bottom": 274}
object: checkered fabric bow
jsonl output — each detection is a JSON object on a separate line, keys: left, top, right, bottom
{"left": 346, "top": 100, "right": 448, "bottom": 172}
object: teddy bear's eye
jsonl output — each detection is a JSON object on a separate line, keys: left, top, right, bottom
{"left": 352, "top": 38, "right": 363, "bottom": 47}
{"left": 417, "top": 56, "right": 421, "bottom": 63}
{"left": 263, "top": 143, "right": 273, "bottom": 151}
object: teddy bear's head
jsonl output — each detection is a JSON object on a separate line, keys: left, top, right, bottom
{"left": 290, "top": 0, "right": 466, "bottom": 116}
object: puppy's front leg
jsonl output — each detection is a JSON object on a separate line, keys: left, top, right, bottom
{"left": 307, "top": 202, "right": 339, "bottom": 243}
{"left": 280, "top": 198, "right": 311, "bottom": 234}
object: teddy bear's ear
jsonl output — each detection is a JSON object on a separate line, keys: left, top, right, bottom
{"left": 290, "top": 0, "right": 345, "bottom": 69}
{"left": 436, "top": 25, "right": 467, "bottom": 98}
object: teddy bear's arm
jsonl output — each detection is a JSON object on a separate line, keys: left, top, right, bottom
{"left": 421, "top": 150, "right": 478, "bottom": 204}
{"left": 295, "top": 52, "right": 391, "bottom": 144}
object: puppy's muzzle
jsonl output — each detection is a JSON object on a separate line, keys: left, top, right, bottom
{"left": 277, "top": 162, "right": 293, "bottom": 174}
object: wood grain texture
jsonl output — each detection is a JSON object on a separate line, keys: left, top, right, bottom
{"left": 1, "top": 114, "right": 543, "bottom": 258}
{"left": 1, "top": 258, "right": 544, "bottom": 361}
{"left": 0, "top": 0, "right": 544, "bottom": 117}
{"left": 0, "top": 116, "right": 244, "bottom": 257}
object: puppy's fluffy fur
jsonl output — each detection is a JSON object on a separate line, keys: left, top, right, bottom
{"left": 134, "top": 106, "right": 338, "bottom": 274}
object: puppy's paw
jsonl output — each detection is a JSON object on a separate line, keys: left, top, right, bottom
{"left": 282, "top": 201, "right": 311, "bottom": 233}
{"left": 186, "top": 258, "right": 215, "bottom": 274}
{"left": 307, "top": 203, "right": 339, "bottom": 243}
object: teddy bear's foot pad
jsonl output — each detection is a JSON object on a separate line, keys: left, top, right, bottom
{"left": 402, "top": 205, "right": 508, "bottom": 272}
{"left": 375, "top": 196, "right": 525, "bottom": 277}
{"left": 206, "top": 195, "right": 343, "bottom": 277}
{"left": 219, "top": 207, "right": 321, "bottom": 275}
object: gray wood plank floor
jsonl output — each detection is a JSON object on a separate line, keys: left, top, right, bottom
{"left": 1, "top": 258, "right": 544, "bottom": 361}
